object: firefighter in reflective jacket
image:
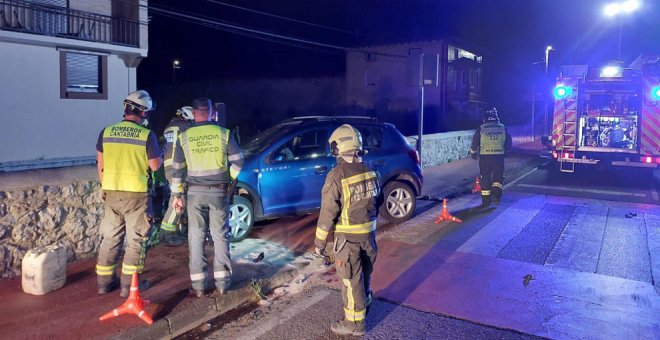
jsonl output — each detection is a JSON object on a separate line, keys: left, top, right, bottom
{"left": 314, "top": 124, "right": 381, "bottom": 337}
{"left": 171, "top": 98, "right": 244, "bottom": 297}
{"left": 95, "top": 90, "right": 162, "bottom": 297}
{"left": 159, "top": 106, "right": 194, "bottom": 246}
{"left": 470, "top": 107, "right": 512, "bottom": 207}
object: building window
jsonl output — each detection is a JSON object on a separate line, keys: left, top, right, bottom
{"left": 60, "top": 51, "right": 107, "bottom": 100}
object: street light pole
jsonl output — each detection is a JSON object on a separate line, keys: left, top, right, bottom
{"left": 172, "top": 59, "right": 181, "bottom": 84}
{"left": 604, "top": 0, "right": 641, "bottom": 61}
{"left": 544, "top": 45, "right": 553, "bottom": 137}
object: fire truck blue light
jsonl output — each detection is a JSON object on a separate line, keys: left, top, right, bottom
{"left": 652, "top": 86, "right": 660, "bottom": 100}
{"left": 554, "top": 85, "right": 573, "bottom": 99}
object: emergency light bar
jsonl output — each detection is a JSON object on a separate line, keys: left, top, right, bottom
{"left": 600, "top": 66, "right": 622, "bottom": 78}
{"left": 553, "top": 85, "right": 573, "bottom": 100}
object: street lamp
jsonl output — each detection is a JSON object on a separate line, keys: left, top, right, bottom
{"left": 172, "top": 59, "right": 181, "bottom": 83}
{"left": 603, "top": 0, "right": 641, "bottom": 61}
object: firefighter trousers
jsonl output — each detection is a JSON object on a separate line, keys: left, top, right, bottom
{"left": 333, "top": 234, "right": 378, "bottom": 323}
{"left": 187, "top": 192, "right": 232, "bottom": 291}
{"left": 479, "top": 154, "right": 505, "bottom": 204}
{"left": 96, "top": 192, "right": 150, "bottom": 288}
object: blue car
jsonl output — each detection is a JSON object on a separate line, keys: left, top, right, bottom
{"left": 228, "top": 116, "right": 423, "bottom": 241}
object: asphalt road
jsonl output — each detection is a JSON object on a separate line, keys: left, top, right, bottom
{"left": 184, "top": 163, "right": 660, "bottom": 338}
{"left": 183, "top": 287, "right": 542, "bottom": 340}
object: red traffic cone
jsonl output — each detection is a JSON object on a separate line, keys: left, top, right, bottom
{"left": 99, "top": 273, "right": 153, "bottom": 325}
{"left": 435, "top": 199, "right": 462, "bottom": 223}
{"left": 471, "top": 176, "right": 481, "bottom": 194}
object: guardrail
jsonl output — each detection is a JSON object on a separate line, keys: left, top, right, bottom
{"left": 0, "top": 0, "right": 139, "bottom": 47}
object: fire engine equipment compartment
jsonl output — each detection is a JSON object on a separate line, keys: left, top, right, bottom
{"left": 578, "top": 90, "right": 640, "bottom": 151}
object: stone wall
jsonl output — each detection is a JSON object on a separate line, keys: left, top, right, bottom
{"left": 0, "top": 167, "right": 102, "bottom": 278}
{"left": 407, "top": 130, "right": 475, "bottom": 168}
{"left": 407, "top": 125, "right": 534, "bottom": 169}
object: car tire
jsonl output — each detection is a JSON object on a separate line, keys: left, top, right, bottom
{"left": 229, "top": 195, "right": 254, "bottom": 242}
{"left": 380, "top": 180, "right": 417, "bottom": 224}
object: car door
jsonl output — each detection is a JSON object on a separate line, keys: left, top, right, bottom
{"left": 258, "top": 127, "right": 333, "bottom": 215}
{"left": 356, "top": 125, "right": 387, "bottom": 173}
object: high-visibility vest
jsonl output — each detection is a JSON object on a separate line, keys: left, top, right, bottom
{"left": 335, "top": 170, "right": 379, "bottom": 235}
{"left": 179, "top": 124, "right": 230, "bottom": 178}
{"left": 101, "top": 121, "right": 150, "bottom": 192}
{"left": 479, "top": 122, "right": 506, "bottom": 155}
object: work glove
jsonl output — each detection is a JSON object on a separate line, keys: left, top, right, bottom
{"left": 173, "top": 197, "right": 186, "bottom": 214}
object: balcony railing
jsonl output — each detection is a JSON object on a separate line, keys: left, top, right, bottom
{"left": 0, "top": 0, "right": 139, "bottom": 47}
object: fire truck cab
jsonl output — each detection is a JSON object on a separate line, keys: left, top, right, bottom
{"left": 549, "top": 55, "right": 660, "bottom": 173}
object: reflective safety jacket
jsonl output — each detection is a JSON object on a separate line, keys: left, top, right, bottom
{"left": 315, "top": 157, "right": 381, "bottom": 249}
{"left": 162, "top": 119, "right": 191, "bottom": 173}
{"left": 101, "top": 121, "right": 152, "bottom": 192}
{"left": 170, "top": 122, "right": 243, "bottom": 195}
{"left": 470, "top": 122, "right": 512, "bottom": 156}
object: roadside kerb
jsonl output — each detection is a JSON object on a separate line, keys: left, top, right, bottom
{"left": 118, "top": 253, "right": 322, "bottom": 339}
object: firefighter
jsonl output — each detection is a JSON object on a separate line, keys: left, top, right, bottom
{"left": 159, "top": 106, "right": 194, "bottom": 246}
{"left": 95, "top": 90, "right": 162, "bottom": 297}
{"left": 470, "top": 107, "right": 512, "bottom": 207}
{"left": 314, "top": 124, "right": 381, "bottom": 336}
{"left": 171, "top": 98, "right": 244, "bottom": 297}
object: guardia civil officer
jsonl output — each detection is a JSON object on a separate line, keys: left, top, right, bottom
{"left": 314, "top": 124, "right": 381, "bottom": 336}
{"left": 159, "top": 106, "right": 194, "bottom": 246}
{"left": 96, "top": 90, "right": 162, "bottom": 297}
{"left": 171, "top": 98, "right": 243, "bottom": 297}
{"left": 470, "top": 107, "right": 512, "bottom": 207}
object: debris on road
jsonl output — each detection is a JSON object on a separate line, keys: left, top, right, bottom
{"left": 523, "top": 274, "right": 534, "bottom": 287}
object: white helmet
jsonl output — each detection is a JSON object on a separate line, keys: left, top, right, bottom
{"left": 329, "top": 124, "right": 363, "bottom": 156}
{"left": 176, "top": 106, "right": 194, "bottom": 121}
{"left": 124, "top": 90, "right": 153, "bottom": 112}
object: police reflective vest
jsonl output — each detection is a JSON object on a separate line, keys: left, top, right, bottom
{"left": 335, "top": 171, "right": 379, "bottom": 234}
{"left": 179, "top": 124, "right": 230, "bottom": 179}
{"left": 479, "top": 122, "right": 506, "bottom": 155}
{"left": 162, "top": 120, "right": 189, "bottom": 170}
{"left": 101, "top": 121, "right": 151, "bottom": 192}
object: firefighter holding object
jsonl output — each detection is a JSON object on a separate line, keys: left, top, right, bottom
{"left": 470, "top": 107, "right": 512, "bottom": 207}
{"left": 96, "top": 90, "right": 162, "bottom": 297}
{"left": 159, "top": 106, "right": 194, "bottom": 246}
{"left": 171, "top": 98, "right": 244, "bottom": 297}
{"left": 314, "top": 124, "right": 381, "bottom": 336}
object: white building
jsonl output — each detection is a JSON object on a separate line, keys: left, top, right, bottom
{"left": 0, "top": 0, "right": 149, "bottom": 171}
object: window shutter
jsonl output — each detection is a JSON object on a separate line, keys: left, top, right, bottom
{"left": 66, "top": 53, "right": 99, "bottom": 92}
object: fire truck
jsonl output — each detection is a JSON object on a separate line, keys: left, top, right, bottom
{"left": 548, "top": 55, "right": 660, "bottom": 173}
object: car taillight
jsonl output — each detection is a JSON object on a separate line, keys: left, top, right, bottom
{"left": 562, "top": 152, "right": 573, "bottom": 159}
{"left": 552, "top": 151, "right": 558, "bottom": 159}
{"left": 408, "top": 149, "right": 420, "bottom": 165}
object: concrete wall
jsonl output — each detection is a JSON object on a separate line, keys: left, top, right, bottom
{"left": 0, "top": 41, "right": 136, "bottom": 166}
{"left": 346, "top": 41, "right": 444, "bottom": 112}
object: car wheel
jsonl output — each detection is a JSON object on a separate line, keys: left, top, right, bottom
{"left": 229, "top": 195, "right": 254, "bottom": 242}
{"left": 380, "top": 181, "right": 417, "bottom": 224}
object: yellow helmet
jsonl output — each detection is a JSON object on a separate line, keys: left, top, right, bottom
{"left": 329, "top": 124, "right": 362, "bottom": 156}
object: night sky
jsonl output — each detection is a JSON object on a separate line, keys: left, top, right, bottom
{"left": 137, "top": 0, "right": 660, "bottom": 131}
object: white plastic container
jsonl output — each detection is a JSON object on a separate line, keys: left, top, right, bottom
{"left": 21, "top": 244, "right": 67, "bottom": 295}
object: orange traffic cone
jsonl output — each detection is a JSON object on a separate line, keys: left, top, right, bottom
{"left": 435, "top": 198, "right": 462, "bottom": 223}
{"left": 471, "top": 176, "right": 481, "bottom": 194}
{"left": 99, "top": 273, "right": 153, "bottom": 325}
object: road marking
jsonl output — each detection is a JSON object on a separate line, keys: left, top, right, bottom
{"left": 504, "top": 167, "right": 537, "bottom": 189}
{"left": 516, "top": 183, "right": 646, "bottom": 197}
{"left": 234, "top": 289, "right": 331, "bottom": 340}
{"left": 652, "top": 188, "right": 659, "bottom": 201}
